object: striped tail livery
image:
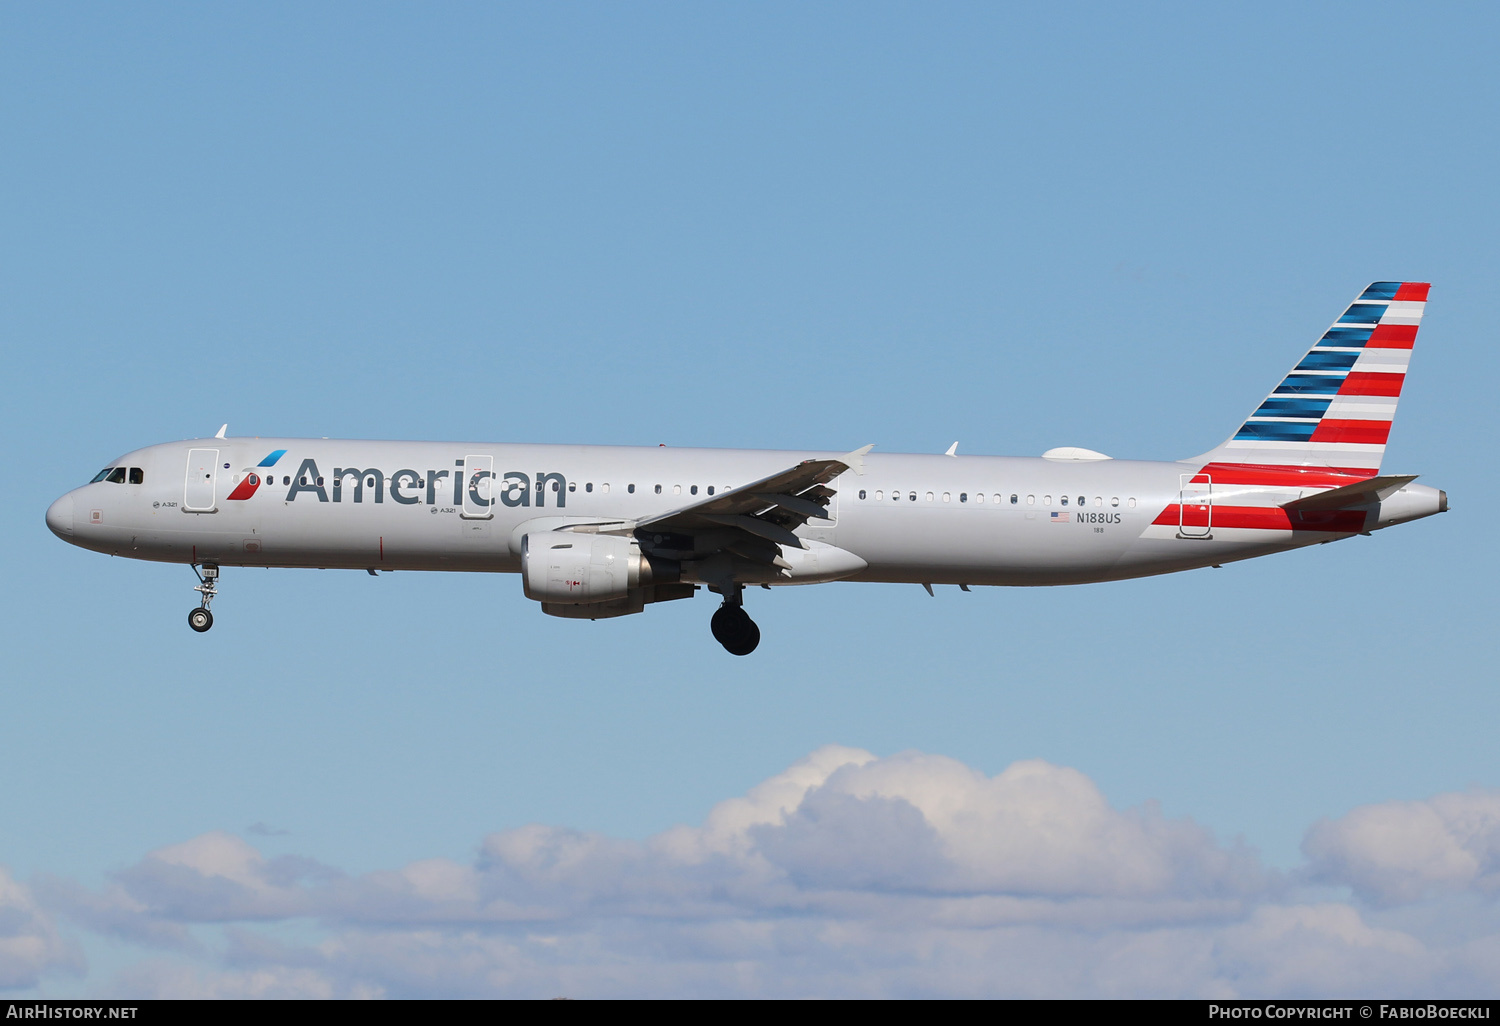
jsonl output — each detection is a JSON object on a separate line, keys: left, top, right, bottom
{"left": 1161, "top": 281, "right": 1443, "bottom": 543}
{"left": 1197, "top": 281, "right": 1427, "bottom": 476}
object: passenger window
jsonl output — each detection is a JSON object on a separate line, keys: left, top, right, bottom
{"left": 859, "top": 490, "right": 867, "bottom": 500}
{"left": 106, "top": 468, "right": 127, "bottom": 484}
{"left": 1026, "top": 495, "right": 1035, "bottom": 505}
{"left": 586, "top": 483, "right": 593, "bottom": 492}
{"left": 707, "top": 486, "right": 715, "bottom": 496}
{"left": 975, "top": 493, "right": 984, "bottom": 503}
{"left": 690, "top": 485, "right": 697, "bottom": 495}
{"left": 1011, "top": 494, "right": 1019, "bottom": 505}
{"left": 569, "top": 482, "right": 576, "bottom": 492}
{"left": 908, "top": 492, "right": 917, "bottom": 502}
{"left": 1111, "top": 496, "right": 1119, "bottom": 507}
{"left": 300, "top": 477, "right": 307, "bottom": 486}
{"left": 90, "top": 468, "right": 113, "bottom": 483}
{"left": 317, "top": 477, "right": 324, "bottom": 487}
{"left": 1044, "top": 495, "right": 1052, "bottom": 506}
{"left": 628, "top": 484, "right": 636, "bottom": 494}
{"left": 993, "top": 494, "right": 1002, "bottom": 504}
{"left": 655, "top": 484, "right": 662, "bottom": 494}
{"left": 1128, "top": 497, "right": 1137, "bottom": 508}
{"left": 602, "top": 483, "right": 610, "bottom": 493}
{"left": 673, "top": 485, "right": 681, "bottom": 495}
{"left": 874, "top": 490, "right": 883, "bottom": 501}
{"left": 129, "top": 468, "right": 144, "bottom": 484}
{"left": 1094, "top": 496, "right": 1101, "bottom": 507}
{"left": 1077, "top": 496, "right": 1085, "bottom": 507}
{"left": 892, "top": 491, "right": 900, "bottom": 501}
{"left": 1060, "top": 495, "right": 1069, "bottom": 506}
{"left": 925, "top": 492, "right": 934, "bottom": 502}
{"left": 959, "top": 492, "right": 967, "bottom": 503}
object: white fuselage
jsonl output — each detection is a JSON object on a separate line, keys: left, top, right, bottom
{"left": 46, "top": 438, "right": 1445, "bottom": 589}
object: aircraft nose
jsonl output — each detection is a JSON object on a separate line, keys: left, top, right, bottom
{"left": 46, "top": 493, "right": 75, "bottom": 538}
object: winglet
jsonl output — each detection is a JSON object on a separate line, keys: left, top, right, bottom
{"left": 215, "top": 424, "right": 228, "bottom": 439}
{"left": 842, "top": 444, "right": 875, "bottom": 476}
{"left": 945, "top": 442, "right": 958, "bottom": 457}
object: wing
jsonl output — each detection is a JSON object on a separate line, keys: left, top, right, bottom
{"left": 633, "top": 445, "right": 872, "bottom": 579}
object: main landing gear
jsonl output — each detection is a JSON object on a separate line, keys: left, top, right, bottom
{"left": 709, "top": 584, "right": 760, "bottom": 656}
{"left": 188, "top": 563, "right": 218, "bottom": 633}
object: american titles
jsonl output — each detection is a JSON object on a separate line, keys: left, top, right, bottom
{"left": 283, "top": 459, "right": 567, "bottom": 508}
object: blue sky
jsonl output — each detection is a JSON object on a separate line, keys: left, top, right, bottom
{"left": 2, "top": 1, "right": 1497, "bottom": 997}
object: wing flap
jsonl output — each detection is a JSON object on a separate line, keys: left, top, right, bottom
{"left": 695, "top": 513, "right": 806, "bottom": 549}
{"left": 751, "top": 491, "right": 832, "bottom": 521}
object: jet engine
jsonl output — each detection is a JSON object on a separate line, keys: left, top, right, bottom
{"left": 521, "top": 530, "right": 691, "bottom": 619}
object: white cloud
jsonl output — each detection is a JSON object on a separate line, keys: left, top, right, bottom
{"left": 26, "top": 747, "right": 1500, "bottom": 997}
{"left": 1304, "top": 789, "right": 1500, "bottom": 904}
{"left": 0, "top": 866, "right": 82, "bottom": 990}
{"left": 744, "top": 750, "right": 1263, "bottom": 898}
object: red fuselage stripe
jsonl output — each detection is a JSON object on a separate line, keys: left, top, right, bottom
{"left": 1152, "top": 504, "right": 1367, "bottom": 533}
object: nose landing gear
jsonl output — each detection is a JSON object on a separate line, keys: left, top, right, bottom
{"left": 709, "top": 584, "right": 760, "bottom": 656}
{"left": 188, "top": 564, "right": 218, "bottom": 632}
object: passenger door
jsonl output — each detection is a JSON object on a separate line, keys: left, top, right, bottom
{"left": 184, "top": 449, "right": 219, "bottom": 512}
{"left": 1178, "top": 473, "right": 1212, "bottom": 537}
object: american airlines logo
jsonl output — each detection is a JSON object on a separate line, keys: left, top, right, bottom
{"left": 229, "top": 455, "right": 568, "bottom": 508}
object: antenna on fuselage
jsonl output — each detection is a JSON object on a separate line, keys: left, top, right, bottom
{"left": 214, "top": 424, "right": 228, "bottom": 439}
{"left": 944, "top": 441, "right": 958, "bottom": 457}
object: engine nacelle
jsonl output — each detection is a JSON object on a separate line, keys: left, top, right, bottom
{"left": 523, "top": 531, "right": 641, "bottom": 603}
{"left": 521, "top": 531, "right": 690, "bottom": 618}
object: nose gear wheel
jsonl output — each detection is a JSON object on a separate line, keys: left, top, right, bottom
{"left": 189, "top": 564, "right": 219, "bottom": 632}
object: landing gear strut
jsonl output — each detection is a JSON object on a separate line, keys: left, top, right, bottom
{"left": 709, "top": 584, "right": 760, "bottom": 656}
{"left": 188, "top": 564, "right": 218, "bottom": 632}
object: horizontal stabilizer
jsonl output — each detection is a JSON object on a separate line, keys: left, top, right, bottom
{"left": 1281, "top": 474, "right": 1418, "bottom": 512}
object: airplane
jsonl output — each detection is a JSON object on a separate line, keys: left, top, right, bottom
{"left": 46, "top": 282, "right": 1446, "bottom": 655}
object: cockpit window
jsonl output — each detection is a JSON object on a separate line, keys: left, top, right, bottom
{"left": 105, "top": 468, "right": 127, "bottom": 484}
{"left": 90, "top": 468, "right": 114, "bottom": 483}
{"left": 129, "top": 468, "right": 144, "bottom": 484}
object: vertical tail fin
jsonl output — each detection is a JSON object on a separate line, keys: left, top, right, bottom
{"left": 1191, "top": 281, "right": 1429, "bottom": 477}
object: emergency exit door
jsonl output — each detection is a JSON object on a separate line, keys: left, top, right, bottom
{"left": 461, "top": 454, "right": 494, "bottom": 519}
